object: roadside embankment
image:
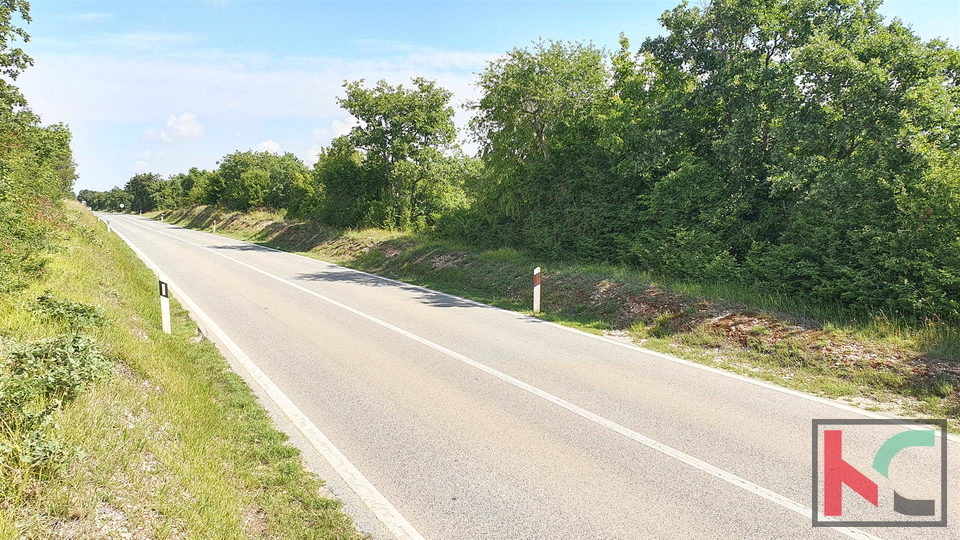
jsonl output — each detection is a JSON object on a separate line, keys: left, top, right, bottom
{"left": 0, "top": 202, "right": 363, "bottom": 539}
{"left": 155, "top": 204, "right": 960, "bottom": 432}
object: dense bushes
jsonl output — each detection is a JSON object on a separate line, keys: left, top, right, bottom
{"left": 0, "top": 1, "right": 102, "bottom": 481}
{"left": 0, "top": 0, "right": 77, "bottom": 293}
{"left": 466, "top": 0, "right": 960, "bottom": 322}
{"left": 1, "top": 319, "right": 111, "bottom": 474}
{"left": 83, "top": 0, "right": 960, "bottom": 323}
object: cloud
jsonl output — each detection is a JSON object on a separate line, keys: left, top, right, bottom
{"left": 20, "top": 48, "right": 493, "bottom": 124}
{"left": 166, "top": 112, "right": 203, "bottom": 139}
{"left": 141, "top": 127, "right": 173, "bottom": 143}
{"left": 304, "top": 145, "right": 323, "bottom": 167}
{"left": 302, "top": 117, "right": 359, "bottom": 165}
{"left": 131, "top": 161, "right": 151, "bottom": 172}
{"left": 71, "top": 13, "right": 114, "bottom": 22}
{"left": 137, "top": 150, "right": 165, "bottom": 162}
{"left": 332, "top": 117, "right": 360, "bottom": 138}
{"left": 255, "top": 140, "right": 280, "bottom": 153}
{"left": 141, "top": 113, "right": 203, "bottom": 143}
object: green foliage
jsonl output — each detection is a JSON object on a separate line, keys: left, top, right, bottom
{"left": 80, "top": 0, "right": 960, "bottom": 323}
{"left": 468, "top": 39, "right": 620, "bottom": 259}
{"left": 337, "top": 77, "right": 460, "bottom": 228}
{"left": 217, "top": 150, "right": 310, "bottom": 211}
{"left": 30, "top": 292, "right": 107, "bottom": 329}
{"left": 459, "top": 0, "right": 960, "bottom": 322}
{"left": 0, "top": 2, "right": 76, "bottom": 294}
{"left": 0, "top": 334, "right": 112, "bottom": 470}
{"left": 124, "top": 172, "right": 163, "bottom": 213}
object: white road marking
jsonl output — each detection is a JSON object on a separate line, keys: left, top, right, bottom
{"left": 148, "top": 216, "right": 960, "bottom": 444}
{"left": 110, "top": 223, "right": 425, "bottom": 540}
{"left": 116, "top": 215, "right": 883, "bottom": 540}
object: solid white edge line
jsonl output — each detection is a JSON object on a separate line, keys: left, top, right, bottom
{"left": 143, "top": 214, "right": 960, "bottom": 444}
{"left": 117, "top": 215, "right": 883, "bottom": 540}
{"left": 108, "top": 219, "right": 426, "bottom": 540}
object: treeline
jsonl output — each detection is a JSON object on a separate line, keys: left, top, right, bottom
{"left": 1, "top": 1, "right": 77, "bottom": 293}
{"left": 83, "top": 0, "right": 960, "bottom": 323}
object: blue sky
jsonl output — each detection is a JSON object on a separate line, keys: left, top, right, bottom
{"left": 16, "top": 1, "right": 960, "bottom": 193}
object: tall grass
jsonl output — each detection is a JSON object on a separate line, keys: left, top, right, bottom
{"left": 0, "top": 202, "right": 362, "bottom": 538}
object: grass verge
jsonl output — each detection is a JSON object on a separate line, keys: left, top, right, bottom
{"left": 155, "top": 205, "right": 960, "bottom": 432}
{"left": 0, "top": 202, "right": 363, "bottom": 539}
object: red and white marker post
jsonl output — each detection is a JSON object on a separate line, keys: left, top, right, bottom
{"left": 533, "top": 266, "right": 541, "bottom": 314}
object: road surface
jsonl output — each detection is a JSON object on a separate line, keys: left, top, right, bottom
{"left": 104, "top": 214, "right": 958, "bottom": 540}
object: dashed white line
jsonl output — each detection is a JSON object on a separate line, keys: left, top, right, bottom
{"left": 116, "top": 215, "right": 882, "bottom": 540}
{"left": 145, "top": 215, "right": 960, "bottom": 444}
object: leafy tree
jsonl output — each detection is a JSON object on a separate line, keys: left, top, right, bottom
{"left": 216, "top": 150, "right": 308, "bottom": 211}
{"left": 338, "top": 77, "right": 457, "bottom": 228}
{"left": 0, "top": 1, "right": 77, "bottom": 292}
{"left": 469, "top": 40, "right": 615, "bottom": 257}
{"left": 313, "top": 136, "right": 367, "bottom": 227}
{"left": 124, "top": 173, "right": 163, "bottom": 213}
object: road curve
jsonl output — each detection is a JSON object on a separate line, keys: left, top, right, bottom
{"left": 103, "top": 214, "right": 958, "bottom": 540}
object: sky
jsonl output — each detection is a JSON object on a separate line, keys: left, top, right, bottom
{"left": 15, "top": 1, "right": 960, "bottom": 193}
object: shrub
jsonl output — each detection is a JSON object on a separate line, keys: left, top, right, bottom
{"left": 0, "top": 334, "right": 112, "bottom": 472}
{"left": 30, "top": 293, "right": 107, "bottom": 329}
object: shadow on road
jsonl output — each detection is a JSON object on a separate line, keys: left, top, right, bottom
{"left": 209, "top": 244, "right": 276, "bottom": 253}
{"left": 293, "top": 268, "right": 490, "bottom": 310}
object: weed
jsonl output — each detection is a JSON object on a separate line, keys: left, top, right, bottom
{"left": 30, "top": 292, "right": 106, "bottom": 329}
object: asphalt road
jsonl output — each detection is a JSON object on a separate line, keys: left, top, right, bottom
{"left": 104, "top": 214, "right": 959, "bottom": 540}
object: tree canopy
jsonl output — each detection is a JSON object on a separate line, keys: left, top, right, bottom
{"left": 82, "top": 0, "right": 960, "bottom": 322}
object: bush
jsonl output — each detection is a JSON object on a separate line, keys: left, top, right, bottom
{"left": 0, "top": 334, "right": 112, "bottom": 472}
{"left": 30, "top": 292, "right": 107, "bottom": 329}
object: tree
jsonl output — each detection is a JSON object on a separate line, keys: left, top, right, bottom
{"left": 313, "top": 136, "right": 367, "bottom": 227}
{"left": 124, "top": 173, "right": 163, "bottom": 213}
{"left": 216, "top": 150, "right": 308, "bottom": 211}
{"left": 471, "top": 40, "right": 609, "bottom": 166}
{"left": 101, "top": 187, "right": 132, "bottom": 212}
{"left": 468, "top": 40, "right": 615, "bottom": 257}
{"left": 338, "top": 77, "right": 457, "bottom": 228}
{"left": 626, "top": 0, "right": 960, "bottom": 317}
{"left": 0, "top": 1, "right": 77, "bottom": 292}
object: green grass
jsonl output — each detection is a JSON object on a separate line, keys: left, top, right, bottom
{"left": 153, "top": 205, "right": 960, "bottom": 432}
{"left": 0, "top": 202, "right": 363, "bottom": 539}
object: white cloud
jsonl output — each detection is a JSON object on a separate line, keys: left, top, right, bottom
{"left": 304, "top": 145, "right": 323, "bottom": 167}
{"left": 255, "top": 139, "right": 280, "bottom": 153}
{"left": 302, "top": 117, "right": 359, "bottom": 165}
{"left": 72, "top": 13, "right": 114, "bottom": 22}
{"left": 137, "top": 150, "right": 165, "bottom": 162}
{"left": 166, "top": 112, "right": 203, "bottom": 139}
{"left": 332, "top": 117, "right": 360, "bottom": 138}
{"left": 141, "top": 113, "right": 203, "bottom": 143}
{"left": 141, "top": 126, "right": 173, "bottom": 143}
{"left": 20, "top": 49, "right": 492, "bottom": 124}
{"left": 131, "top": 161, "right": 151, "bottom": 172}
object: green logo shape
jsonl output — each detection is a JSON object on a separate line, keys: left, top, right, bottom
{"left": 873, "top": 429, "right": 935, "bottom": 478}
